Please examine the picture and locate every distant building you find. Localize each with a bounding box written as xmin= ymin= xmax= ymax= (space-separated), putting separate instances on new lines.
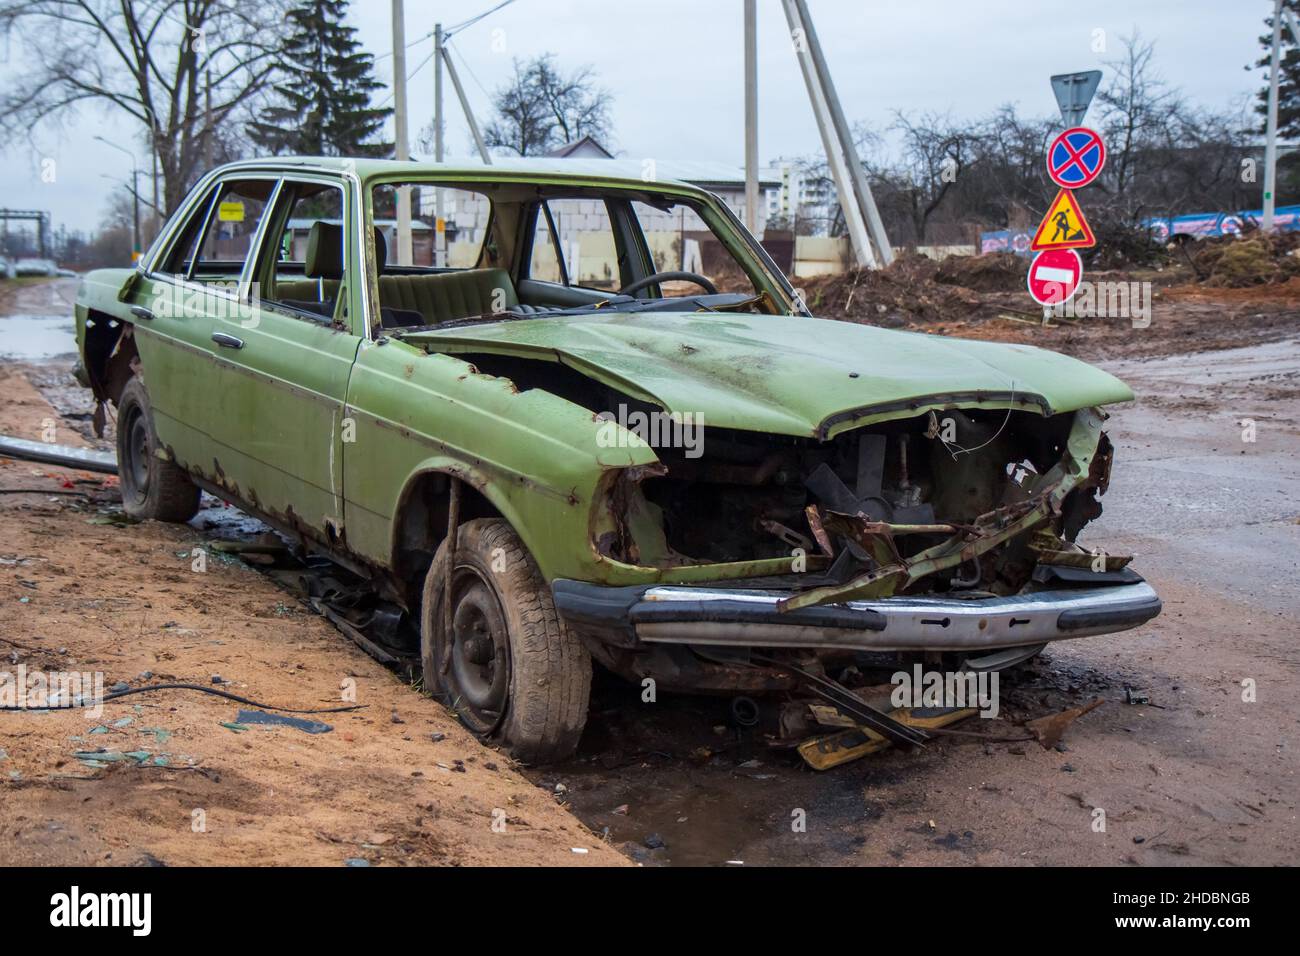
xmin=768 ymin=158 xmax=834 ymax=236
xmin=545 ymin=135 xmax=615 ymax=160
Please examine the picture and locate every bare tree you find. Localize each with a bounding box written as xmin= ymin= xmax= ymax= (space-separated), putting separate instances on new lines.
xmin=1095 ymin=31 xmax=1179 ymax=202
xmin=0 ymin=0 xmax=289 ymax=215
xmin=483 ymin=53 xmax=613 ymax=156
xmin=889 ymin=112 xmax=980 ymax=243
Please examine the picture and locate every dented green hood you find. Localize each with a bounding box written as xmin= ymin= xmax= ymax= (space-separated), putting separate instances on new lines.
xmin=404 ymin=311 xmax=1133 ymax=438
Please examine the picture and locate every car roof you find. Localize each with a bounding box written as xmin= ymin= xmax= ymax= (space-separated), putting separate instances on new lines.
xmin=213 ymin=156 xmax=712 ymax=196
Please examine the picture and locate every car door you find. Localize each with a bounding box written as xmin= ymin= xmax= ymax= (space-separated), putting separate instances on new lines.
xmin=200 ymin=174 xmax=362 ymax=542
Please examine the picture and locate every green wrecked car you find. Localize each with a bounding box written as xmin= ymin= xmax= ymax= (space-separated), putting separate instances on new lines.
xmin=73 ymin=157 xmax=1160 ymax=761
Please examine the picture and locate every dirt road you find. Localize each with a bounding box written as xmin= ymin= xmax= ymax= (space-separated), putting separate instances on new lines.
xmin=1 ymin=275 xmax=1296 ymax=867
xmin=0 ymin=280 xmax=624 ymax=867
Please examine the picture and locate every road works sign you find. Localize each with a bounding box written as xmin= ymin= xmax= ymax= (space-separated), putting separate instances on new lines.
xmin=1047 ymin=127 xmax=1106 ymax=189
xmin=1031 ymin=188 xmax=1096 ymax=250
xmin=1027 ymin=248 xmax=1083 ymax=305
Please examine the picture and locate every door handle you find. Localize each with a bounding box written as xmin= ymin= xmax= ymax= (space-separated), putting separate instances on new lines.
xmin=129 ymin=305 xmax=154 ymax=321
xmin=211 ymin=332 xmax=244 ymax=349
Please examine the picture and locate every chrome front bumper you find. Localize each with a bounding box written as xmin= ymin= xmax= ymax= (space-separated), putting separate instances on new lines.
xmin=552 ymin=579 xmax=1161 ymax=652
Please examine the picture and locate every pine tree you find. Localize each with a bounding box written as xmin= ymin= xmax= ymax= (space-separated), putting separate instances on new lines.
xmin=249 ymin=0 xmax=392 ymax=157
xmin=1253 ymin=0 xmax=1300 ymax=137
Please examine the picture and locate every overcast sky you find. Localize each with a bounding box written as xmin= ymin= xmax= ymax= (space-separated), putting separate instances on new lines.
xmin=0 ymin=0 xmax=1272 ymax=237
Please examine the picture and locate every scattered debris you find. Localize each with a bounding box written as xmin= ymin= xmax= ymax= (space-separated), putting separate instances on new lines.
xmin=797 ymin=707 xmax=979 ymax=771
xmin=1124 ymin=686 xmax=1151 ymax=706
xmin=234 ymin=708 xmax=332 ymax=735
xmin=1025 ymin=698 xmax=1104 ymax=750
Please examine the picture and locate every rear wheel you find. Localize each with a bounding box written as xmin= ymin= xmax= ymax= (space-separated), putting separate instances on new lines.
xmin=116 ymin=377 xmax=201 ymax=523
xmin=420 ymin=518 xmax=591 ymax=763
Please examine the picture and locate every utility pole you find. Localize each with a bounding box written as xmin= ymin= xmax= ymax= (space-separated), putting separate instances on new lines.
xmin=781 ymin=0 xmax=874 ymax=268
xmin=391 ymin=0 xmax=413 ymax=265
xmin=1265 ymin=0 xmax=1283 ymax=232
xmin=743 ymin=0 xmax=759 ymax=235
xmin=434 ymin=21 xmax=446 ymax=267
xmin=791 ymin=0 xmax=892 ymax=265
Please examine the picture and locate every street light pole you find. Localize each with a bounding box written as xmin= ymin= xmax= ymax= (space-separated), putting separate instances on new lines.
xmin=131 ymin=168 xmax=140 ymax=261
xmin=96 ymin=134 xmax=140 ymax=260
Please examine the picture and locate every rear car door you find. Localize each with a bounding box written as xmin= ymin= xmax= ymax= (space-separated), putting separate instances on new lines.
xmin=201 ymin=174 xmax=362 ymax=542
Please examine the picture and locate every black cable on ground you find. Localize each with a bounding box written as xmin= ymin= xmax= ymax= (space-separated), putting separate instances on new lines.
xmin=0 ymin=682 xmax=366 ymax=714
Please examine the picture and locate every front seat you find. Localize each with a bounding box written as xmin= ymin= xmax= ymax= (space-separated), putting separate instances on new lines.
xmin=274 ymin=221 xmax=343 ymax=315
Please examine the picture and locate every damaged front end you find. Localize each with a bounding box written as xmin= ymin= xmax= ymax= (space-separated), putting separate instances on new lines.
xmin=558 ymin=402 xmax=1160 ymax=686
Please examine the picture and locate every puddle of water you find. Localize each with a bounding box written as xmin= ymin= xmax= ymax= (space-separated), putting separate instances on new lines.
xmin=0 ymin=315 xmax=77 ymax=360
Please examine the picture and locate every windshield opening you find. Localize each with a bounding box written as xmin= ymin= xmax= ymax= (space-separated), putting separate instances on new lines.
xmin=367 ymin=179 xmax=784 ymax=334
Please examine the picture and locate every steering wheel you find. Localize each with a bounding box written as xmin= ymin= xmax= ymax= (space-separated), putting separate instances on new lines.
xmin=617 ymin=270 xmax=717 ymax=297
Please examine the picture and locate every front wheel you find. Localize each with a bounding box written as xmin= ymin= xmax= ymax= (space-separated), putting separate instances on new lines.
xmin=115 ymin=377 xmax=201 ymax=523
xmin=420 ymin=518 xmax=591 ymax=763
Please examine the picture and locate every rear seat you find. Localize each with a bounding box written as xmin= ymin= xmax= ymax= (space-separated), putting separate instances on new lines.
xmin=377 ymin=268 xmax=519 ymax=326
xmin=272 ymin=221 xmax=531 ymax=328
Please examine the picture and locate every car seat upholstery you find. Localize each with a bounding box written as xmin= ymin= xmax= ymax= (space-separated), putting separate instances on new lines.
xmin=377 ymin=268 xmax=519 ymax=326
xmin=278 ymin=222 xmax=547 ymax=329
xmin=274 ymin=220 xmax=344 ymax=312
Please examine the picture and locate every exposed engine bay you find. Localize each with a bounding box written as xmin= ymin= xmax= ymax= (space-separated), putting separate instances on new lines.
xmin=599 ymin=406 xmax=1120 ymax=604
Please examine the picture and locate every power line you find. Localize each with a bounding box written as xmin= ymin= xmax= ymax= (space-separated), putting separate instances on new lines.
xmin=444 ymin=0 xmax=519 ymax=40
xmin=378 ymin=46 xmax=435 ymax=108
xmin=375 ymin=28 xmax=433 ymax=61
xmin=448 ymin=38 xmax=492 ymax=100
xmin=377 ymin=1 xmax=518 ymax=133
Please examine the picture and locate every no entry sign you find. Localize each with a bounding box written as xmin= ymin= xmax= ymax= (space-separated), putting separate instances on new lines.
xmin=1027 ymin=249 xmax=1083 ymax=305
xmin=1047 ymin=127 xmax=1106 ymax=189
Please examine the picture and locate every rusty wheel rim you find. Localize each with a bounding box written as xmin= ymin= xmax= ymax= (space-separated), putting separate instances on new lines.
xmin=443 ymin=567 xmax=510 ymax=735
xmin=120 ymin=404 xmax=150 ymax=507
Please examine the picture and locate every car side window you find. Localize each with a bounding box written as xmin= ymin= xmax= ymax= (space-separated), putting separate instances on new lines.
xmin=160 ymin=185 xmax=219 ymax=276
xmin=256 ymin=181 xmax=348 ymax=324
xmin=187 ymin=179 xmax=276 ymax=285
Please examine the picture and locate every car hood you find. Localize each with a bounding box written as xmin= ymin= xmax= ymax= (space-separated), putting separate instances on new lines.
xmin=404 ymin=311 xmax=1134 ymax=438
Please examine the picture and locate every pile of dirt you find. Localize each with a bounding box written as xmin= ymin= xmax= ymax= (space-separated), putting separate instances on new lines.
xmin=799 ymin=252 xmax=995 ymax=325
xmin=1190 ymin=230 xmax=1300 ymax=287
xmin=933 ymin=252 xmax=1025 ymax=292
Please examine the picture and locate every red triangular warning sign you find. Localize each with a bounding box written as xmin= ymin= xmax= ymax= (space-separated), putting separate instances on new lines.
xmin=1031 ymin=188 xmax=1095 ymax=250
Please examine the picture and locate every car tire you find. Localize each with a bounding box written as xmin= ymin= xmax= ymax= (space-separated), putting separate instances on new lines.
xmin=116 ymin=377 xmax=201 ymax=523
xmin=420 ymin=517 xmax=591 ymax=764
